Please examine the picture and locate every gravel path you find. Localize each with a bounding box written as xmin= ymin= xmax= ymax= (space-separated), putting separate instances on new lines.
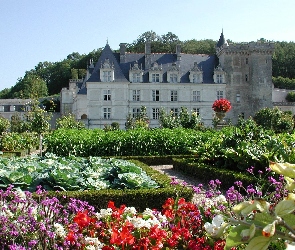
xmin=149 ymin=165 xmax=204 ymax=187
xmin=149 ymin=165 xmax=217 ymax=203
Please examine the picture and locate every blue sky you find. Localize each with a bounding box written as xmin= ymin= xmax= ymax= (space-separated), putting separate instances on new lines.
xmin=0 ymin=0 xmax=294 ymax=91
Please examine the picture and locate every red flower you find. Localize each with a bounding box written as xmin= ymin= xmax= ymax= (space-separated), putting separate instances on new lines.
xmin=212 ymin=99 xmax=231 ymax=112
xmin=65 ymin=231 xmax=76 ymax=243
xmin=73 ymin=210 xmax=91 ymax=229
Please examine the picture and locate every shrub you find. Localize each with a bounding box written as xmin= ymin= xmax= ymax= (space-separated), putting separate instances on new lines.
xmin=253 ymin=107 xmax=294 ymax=133
xmin=286 ymin=91 xmax=295 ymax=102
xmin=56 ymin=113 xmax=85 ymax=129
xmin=0 ymin=116 xmax=10 ymax=133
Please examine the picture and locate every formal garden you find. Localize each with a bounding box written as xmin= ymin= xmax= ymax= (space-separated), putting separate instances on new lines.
xmin=0 ymin=100 xmax=295 ymax=249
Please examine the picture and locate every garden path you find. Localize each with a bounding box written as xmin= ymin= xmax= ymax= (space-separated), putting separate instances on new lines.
xmin=149 ymin=165 xmax=208 ymax=203
xmin=149 ymin=165 xmax=205 ymax=188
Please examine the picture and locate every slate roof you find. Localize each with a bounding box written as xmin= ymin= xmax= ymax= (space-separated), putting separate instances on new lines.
xmin=78 ymin=42 xmax=218 ymax=95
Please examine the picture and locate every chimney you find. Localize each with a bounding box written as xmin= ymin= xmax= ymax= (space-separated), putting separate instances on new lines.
xmin=176 ymin=44 xmax=181 ymax=61
xmin=119 ymin=43 xmax=127 ymax=63
xmin=145 ymin=41 xmax=151 ymax=69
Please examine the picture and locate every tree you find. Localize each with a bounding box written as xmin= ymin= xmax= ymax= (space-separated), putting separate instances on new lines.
xmin=253 ymin=107 xmax=294 ymax=133
xmin=10 ymin=71 xmax=48 ymax=99
xmin=125 ymin=106 xmax=150 ymax=130
xmin=56 ymin=113 xmax=85 ymax=130
xmin=0 ymin=116 xmax=10 ymax=133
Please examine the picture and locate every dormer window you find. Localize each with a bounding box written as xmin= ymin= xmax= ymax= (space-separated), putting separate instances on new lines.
xmin=189 ymin=62 xmax=203 ymax=83
xmin=100 ymin=58 xmax=114 ymax=82
xmin=149 ymin=62 xmax=163 ymax=83
xmin=167 ymin=63 xmax=180 ymax=83
xmin=129 ymin=61 xmax=143 ymax=83
xmin=213 ymin=65 xmax=226 ymax=84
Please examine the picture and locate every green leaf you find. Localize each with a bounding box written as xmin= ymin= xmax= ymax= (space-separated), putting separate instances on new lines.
xmin=275 ymin=200 xmax=295 ymax=217
xmin=282 ymin=214 xmax=295 ymax=228
xmin=245 ymin=236 xmax=271 ymax=250
xmin=253 ymin=213 xmax=275 ymax=227
xmin=225 ymin=225 xmax=249 ymax=250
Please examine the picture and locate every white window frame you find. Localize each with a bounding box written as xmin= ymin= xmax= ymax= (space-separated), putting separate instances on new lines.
xmin=103 ymin=89 xmax=111 ymax=101
xmin=132 ymin=90 xmax=140 ymax=101
xmin=132 ymin=73 xmax=141 ymax=83
xmin=169 ymin=73 xmax=178 ymax=83
xmin=216 ymin=74 xmax=223 ymax=83
xmin=217 ymin=90 xmax=224 ymax=100
xmin=170 ymin=90 xmax=178 ymax=102
xmin=192 ymin=90 xmax=201 ymax=102
xmin=152 ymin=90 xmax=160 ymax=101
xmin=102 ymin=70 xmax=112 ymax=82
xmin=151 ymin=73 xmax=160 ymax=83
xmin=152 ymin=108 xmax=160 ymax=119
xmin=103 ymin=107 xmax=111 ymax=119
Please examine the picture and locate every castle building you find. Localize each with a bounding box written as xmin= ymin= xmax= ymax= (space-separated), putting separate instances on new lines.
xmin=61 ymin=32 xmax=275 ymax=128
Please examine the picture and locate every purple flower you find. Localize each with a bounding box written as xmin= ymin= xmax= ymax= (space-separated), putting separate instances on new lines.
xmin=234 ymin=181 xmax=243 ymax=187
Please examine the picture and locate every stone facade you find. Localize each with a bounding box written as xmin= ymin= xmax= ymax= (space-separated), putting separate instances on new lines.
xmin=61 ymin=32 xmax=275 ymax=128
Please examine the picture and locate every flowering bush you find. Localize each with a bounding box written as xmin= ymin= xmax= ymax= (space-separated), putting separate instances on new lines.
xmin=1 ymin=161 xmax=294 ymax=249
xmin=212 ymin=99 xmax=231 ymax=113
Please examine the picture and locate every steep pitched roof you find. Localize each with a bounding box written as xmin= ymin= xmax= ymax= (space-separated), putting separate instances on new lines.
xmin=217 ymin=30 xmax=225 ymax=48
xmin=87 ymin=43 xmax=129 ymax=83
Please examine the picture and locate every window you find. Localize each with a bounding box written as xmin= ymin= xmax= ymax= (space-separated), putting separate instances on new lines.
xmin=152 ymin=90 xmax=160 ymax=101
xmin=217 ymin=90 xmax=223 ymax=100
xmin=192 ymin=108 xmax=200 ymax=116
xmin=103 ymin=108 xmax=111 ymax=119
xmin=192 ymin=91 xmax=201 ymax=102
xmin=152 ymin=108 xmax=160 ymax=119
xmin=103 ymin=90 xmax=111 ymax=101
xmin=132 ymin=108 xmax=140 ymax=118
xmin=245 ymin=58 xmax=248 ymax=64
xmin=132 ymin=73 xmax=141 ymax=83
xmin=245 ymin=74 xmax=248 ymax=82
xmin=151 ymin=73 xmax=160 ymax=83
xmin=170 ymin=90 xmax=178 ymax=101
xmin=0 ymin=106 xmax=4 ymax=112
xmin=132 ymin=90 xmax=140 ymax=101
xmin=193 ymin=74 xmax=199 ymax=83
xmin=170 ymin=108 xmax=179 ymax=117
xmin=236 ymin=94 xmax=241 ymax=103
xmin=102 ymin=71 xmax=112 ymax=82
xmin=216 ymin=74 xmax=223 ymax=83
xmin=169 ymin=73 xmax=178 ymax=83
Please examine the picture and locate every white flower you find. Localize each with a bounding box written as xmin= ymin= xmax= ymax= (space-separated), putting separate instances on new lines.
xmin=54 ymin=223 xmax=66 ymax=237
xmin=85 ymin=237 xmax=104 ymax=249
xmin=204 ymin=215 xmax=227 ymax=238
xmin=96 ymin=208 xmax=112 ymax=220
xmin=124 ymin=206 xmax=137 ymax=215
xmin=15 ymin=188 xmax=26 ymax=199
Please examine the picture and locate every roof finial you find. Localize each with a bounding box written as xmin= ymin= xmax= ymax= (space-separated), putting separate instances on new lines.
xmin=106 ymin=37 xmax=109 ymax=45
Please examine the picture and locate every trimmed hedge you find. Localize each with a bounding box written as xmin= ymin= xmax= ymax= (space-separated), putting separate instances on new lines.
xmin=172 ymin=157 xmax=262 ymax=191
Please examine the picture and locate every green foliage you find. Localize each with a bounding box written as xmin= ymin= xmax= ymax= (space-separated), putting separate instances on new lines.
xmin=0 ymin=132 xmax=39 ymax=151
xmin=56 ymin=113 xmax=85 ymax=130
xmin=253 ymin=107 xmax=294 ymax=133
xmin=272 ymin=41 xmax=295 ymax=79
xmin=273 ymin=76 xmax=295 ymax=90
xmin=25 ymin=100 xmax=51 ymax=134
xmin=0 ymin=154 xmax=159 ymax=191
xmin=125 ymin=106 xmax=150 ymax=130
xmin=9 ymin=71 xmax=48 ymax=99
xmin=44 ymin=128 xmax=202 ymax=157
xmin=159 ymin=107 xmax=203 ymax=129
xmin=0 ymin=116 xmax=10 ymax=133
xmin=286 ymin=91 xmax=295 ymax=102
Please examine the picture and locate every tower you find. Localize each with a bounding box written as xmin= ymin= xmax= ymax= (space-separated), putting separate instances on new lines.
xmin=216 ymin=32 xmax=275 ymax=123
